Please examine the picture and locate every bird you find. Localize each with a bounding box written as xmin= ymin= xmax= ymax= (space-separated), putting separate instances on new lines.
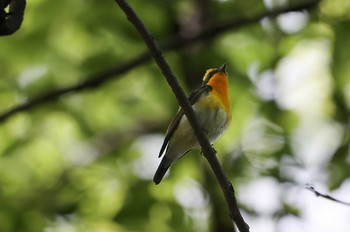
xmin=153 ymin=63 xmax=231 ymax=184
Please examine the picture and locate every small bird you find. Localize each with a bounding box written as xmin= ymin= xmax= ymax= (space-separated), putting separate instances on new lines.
xmin=153 ymin=64 xmax=231 ymax=184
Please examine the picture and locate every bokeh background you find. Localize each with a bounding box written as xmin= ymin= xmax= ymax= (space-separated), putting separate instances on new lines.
xmin=1 ymin=0 xmax=350 ymax=231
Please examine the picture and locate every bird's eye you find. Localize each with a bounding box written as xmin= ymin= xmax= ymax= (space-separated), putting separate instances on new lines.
xmin=203 ymin=68 xmax=219 ymax=83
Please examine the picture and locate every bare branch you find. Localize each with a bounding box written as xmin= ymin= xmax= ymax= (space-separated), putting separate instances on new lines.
xmin=0 ymin=0 xmax=321 ymax=123
xmin=306 ymin=185 xmax=350 ymax=206
xmin=162 ymin=0 xmax=321 ymax=50
xmin=113 ymin=0 xmax=250 ymax=231
xmin=0 ymin=54 xmax=148 ymax=123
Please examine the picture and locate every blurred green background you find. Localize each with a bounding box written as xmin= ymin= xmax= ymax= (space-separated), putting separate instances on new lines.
xmin=1 ymin=0 xmax=350 ymax=231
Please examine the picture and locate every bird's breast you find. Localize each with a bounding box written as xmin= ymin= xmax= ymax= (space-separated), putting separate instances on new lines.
xmin=193 ymin=93 xmax=231 ymax=142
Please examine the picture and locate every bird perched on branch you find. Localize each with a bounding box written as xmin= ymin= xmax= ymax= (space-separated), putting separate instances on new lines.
xmin=153 ymin=63 xmax=231 ymax=184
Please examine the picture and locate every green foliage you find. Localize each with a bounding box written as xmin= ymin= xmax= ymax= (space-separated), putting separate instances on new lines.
xmin=1 ymin=0 xmax=349 ymax=231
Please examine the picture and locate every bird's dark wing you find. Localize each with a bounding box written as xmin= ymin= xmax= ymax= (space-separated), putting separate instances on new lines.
xmin=158 ymin=85 xmax=211 ymax=157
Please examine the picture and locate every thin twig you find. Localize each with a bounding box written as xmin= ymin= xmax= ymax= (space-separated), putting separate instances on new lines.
xmin=306 ymin=185 xmax=350 ymax=206
xmin=113 ymin=0 xmax=250 ymax=231
xmin=0 ymin=0 xmax=321 ymax=123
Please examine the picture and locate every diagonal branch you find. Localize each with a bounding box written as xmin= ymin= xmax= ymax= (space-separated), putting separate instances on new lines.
xmin=163 ymin=0 xmax=321 ymax=50
xmin=0 ymin=54 xmax=149 ymax=123
xmin=113 ymin=0 xmax=250 ymax=231
xmin=306 ymin=185 xmax=350 ymax=206
xmin=0 ymin=0 xmax=321 ymax=123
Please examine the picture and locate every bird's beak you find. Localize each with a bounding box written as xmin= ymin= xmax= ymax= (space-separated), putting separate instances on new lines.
xmin=218 ymin=63 xmax=226 ymax=73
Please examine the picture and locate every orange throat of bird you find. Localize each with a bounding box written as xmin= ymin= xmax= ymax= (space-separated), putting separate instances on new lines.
xmin=207 ymin=72 xmax=231 ymax=114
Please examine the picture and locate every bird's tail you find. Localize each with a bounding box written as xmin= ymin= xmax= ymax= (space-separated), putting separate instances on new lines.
xmin=153 ymin=157 xmax=170 ymax=185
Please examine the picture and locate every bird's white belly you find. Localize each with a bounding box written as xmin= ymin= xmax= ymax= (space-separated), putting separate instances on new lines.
xmin=195 ymin=106 xmax=229 ymax=142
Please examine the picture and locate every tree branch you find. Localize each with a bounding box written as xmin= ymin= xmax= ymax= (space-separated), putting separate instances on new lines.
xmin=0 ymin=0 xmax=321 ymax=123
xmin=113 ymin=0 xmax=250 ymax=231
xmin=0 ymin=54 xmax=149 ymax=122
xmin=306 ymin=185 xmax=350 ymax=206
xmin=163 ymin=0 xmax=321 ymax=50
